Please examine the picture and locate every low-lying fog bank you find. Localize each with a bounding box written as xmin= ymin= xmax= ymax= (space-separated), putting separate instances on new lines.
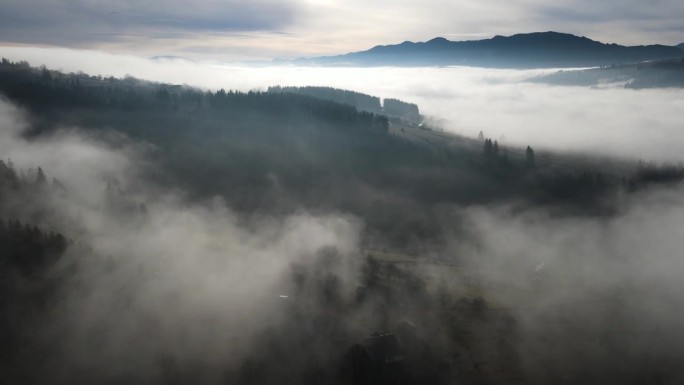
xmin=2 ymin=46 xmax=684 ymax=163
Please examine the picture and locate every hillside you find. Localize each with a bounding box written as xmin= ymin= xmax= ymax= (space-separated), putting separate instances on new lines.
xmin=268 ymin=85 xmax=422 ymax=125
xmin=290 ymin=32 xmax=684 ymax=69
xmin=1 ymin=59 xmax=681 ymax=249
xmin=530 ymin=59 xmax=684 ymax=88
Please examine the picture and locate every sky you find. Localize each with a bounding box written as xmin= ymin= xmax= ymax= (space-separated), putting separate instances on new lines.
xmin=1 ymin=0 xmax=683 ymax=61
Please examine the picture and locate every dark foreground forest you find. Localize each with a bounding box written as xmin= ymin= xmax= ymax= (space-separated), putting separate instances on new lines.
xmin=1 ymin=59 xmax=684 ymax=385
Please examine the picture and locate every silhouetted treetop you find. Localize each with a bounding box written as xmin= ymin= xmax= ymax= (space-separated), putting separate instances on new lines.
xmin=526 ymin=146 xmax=535 ymax=168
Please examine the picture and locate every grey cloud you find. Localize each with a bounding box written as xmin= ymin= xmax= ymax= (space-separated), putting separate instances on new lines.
xmin=538 ymin=3 xmax=671 ymax=23
xmin=0 ymin=0 xmax=303 ymax=46
xmin=534 ymin=1 xmax=684 ymax=39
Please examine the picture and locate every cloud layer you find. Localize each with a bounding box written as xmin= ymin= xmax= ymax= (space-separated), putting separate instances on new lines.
xmin=0 ymin=0 xmax=301 ymax=58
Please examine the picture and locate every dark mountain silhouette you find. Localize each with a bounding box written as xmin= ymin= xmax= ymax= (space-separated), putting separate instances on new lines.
xmin=677 ymin=43 xmax=684 ymax=50
xmin=292 ymin=32 xmax=684 ymax=69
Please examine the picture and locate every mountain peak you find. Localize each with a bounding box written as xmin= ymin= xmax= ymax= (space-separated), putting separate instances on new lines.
xmin=427 ymin=37 xmax=449 ymax=44
xmin=499 ymin=31 xmax=597 ymax=44
xmin=429 ymin=32 xmax=590 ymax=44
xmin=294 ymin=32 xmax=684 ymax=69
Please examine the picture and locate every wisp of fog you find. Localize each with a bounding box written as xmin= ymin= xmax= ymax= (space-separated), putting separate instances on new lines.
xmin=0 ymin=97 xmax=365 ymax=383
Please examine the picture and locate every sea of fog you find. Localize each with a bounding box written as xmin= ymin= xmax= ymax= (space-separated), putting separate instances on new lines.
xmin=3 ymin=46 xmax=684 ymax=383
xmin=2 ymin=46 xmax=684 ymax=163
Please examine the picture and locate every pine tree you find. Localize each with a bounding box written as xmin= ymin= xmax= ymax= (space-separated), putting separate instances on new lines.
xmin=526 ymin=146 xmax=535 ymax=168
xmin=36 ymin=167 xmax=47 ymax=185
xmin=483 ymin=138 xmax=493 ymax=157
xmin=52 ymin=177 xmax=66 ymax=192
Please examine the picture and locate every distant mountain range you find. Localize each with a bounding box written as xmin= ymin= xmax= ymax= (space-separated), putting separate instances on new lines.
xmin=677 ymin=43 xmax=684 ymax=50
xmin=287 ymin=32 xmax=684 ymax=69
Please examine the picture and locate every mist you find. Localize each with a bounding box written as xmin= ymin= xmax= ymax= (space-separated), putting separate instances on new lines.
xmin=450 ymin=190 xmax=684 ymax=384
xmin=2 ymin=47 xmax=684 ymax=384
xmin=2 ymin=46 xmax=684 ymax=162
xmin=0 ymin=96 xmax=368 ymax=383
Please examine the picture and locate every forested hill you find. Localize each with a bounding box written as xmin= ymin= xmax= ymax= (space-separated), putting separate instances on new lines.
xmin=268 ymin=86 xmax=383 ymax=114
xmin=1 ymin=59 xmax=683 ymax=249
xmin=268 ymin=86 xmax=422 ymax=124
xmin=0 ymin=59 xmax=388 ymax=134
xmin=290 ymin=32 xmax=684 ymax=68
xmin=530 ymin=59 xmax=684 ymax=88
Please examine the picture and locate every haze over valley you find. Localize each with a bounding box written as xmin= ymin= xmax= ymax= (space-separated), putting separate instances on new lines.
xmin=1 ymin=2 xmax=684 ymax=384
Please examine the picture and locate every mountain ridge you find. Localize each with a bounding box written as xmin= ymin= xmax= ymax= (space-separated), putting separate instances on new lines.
xmin=290 ymin=32 xmax=684 ymax=69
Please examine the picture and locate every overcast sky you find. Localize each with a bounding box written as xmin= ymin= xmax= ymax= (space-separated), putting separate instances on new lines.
xmin=0 ymin=0 xmax=683 ymax=61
